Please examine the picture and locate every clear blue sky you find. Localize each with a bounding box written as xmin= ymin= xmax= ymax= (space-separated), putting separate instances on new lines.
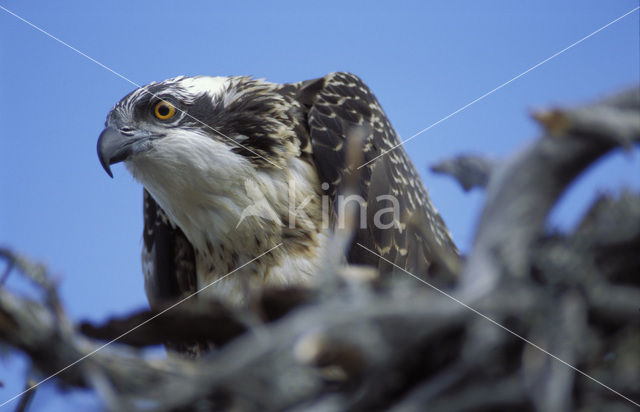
xmin=1 ymin=1 xmax=638 ymax=410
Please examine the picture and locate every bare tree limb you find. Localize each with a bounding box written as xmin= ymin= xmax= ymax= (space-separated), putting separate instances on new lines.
xmin=458 ymin=87 xmax=640 ymax=300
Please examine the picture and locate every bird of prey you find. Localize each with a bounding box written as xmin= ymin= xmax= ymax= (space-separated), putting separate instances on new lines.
xmin=98 ymin=72 xmax=458 ymax=310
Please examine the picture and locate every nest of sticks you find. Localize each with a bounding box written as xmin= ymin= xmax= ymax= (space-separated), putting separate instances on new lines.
xmin=1 ymin=87 xmax=639 ymax=411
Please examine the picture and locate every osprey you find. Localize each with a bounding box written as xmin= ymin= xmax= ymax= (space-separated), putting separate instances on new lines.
xmin=98 ymin=72 xmax=457 ymax=309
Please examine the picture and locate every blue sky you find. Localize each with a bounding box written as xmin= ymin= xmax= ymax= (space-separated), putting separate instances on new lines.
xmin=0 ymin=1 xmax=638 ymax=410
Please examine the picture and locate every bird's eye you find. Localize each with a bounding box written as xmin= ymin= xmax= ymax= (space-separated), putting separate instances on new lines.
xmin=154 ymin=101 xmax=176 ymax=120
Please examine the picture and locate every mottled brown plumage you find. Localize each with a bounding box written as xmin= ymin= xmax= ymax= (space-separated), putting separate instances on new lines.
xmin=99 ymin=72 xmax=458 ymax=354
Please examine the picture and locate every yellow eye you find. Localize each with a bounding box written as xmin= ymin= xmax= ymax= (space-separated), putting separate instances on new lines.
xmin=154 ymin=101 xmax=176 ymax=120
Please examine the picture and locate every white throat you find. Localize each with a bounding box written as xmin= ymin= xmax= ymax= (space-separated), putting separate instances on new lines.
xmin=126 ymin=129 xmax=328 ymax=304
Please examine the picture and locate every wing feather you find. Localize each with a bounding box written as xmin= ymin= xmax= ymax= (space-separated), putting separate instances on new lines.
xmin=143 ymin=190 xmax=210 ymax=356
xmin=297 ymin=72 xmax=458 ymax=277
xmin=142 ymin=189 xmax=197 ymax=306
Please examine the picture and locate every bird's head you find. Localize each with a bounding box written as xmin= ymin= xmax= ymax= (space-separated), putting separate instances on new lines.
xmin=97 ymin=75 xmax=301 ymax=179
xmin=97 ymin=75 xmax=314 ymax=248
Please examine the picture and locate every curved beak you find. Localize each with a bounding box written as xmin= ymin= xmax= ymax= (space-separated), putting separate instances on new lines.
xmin=97 ymin=127 xmax=134 ymax=178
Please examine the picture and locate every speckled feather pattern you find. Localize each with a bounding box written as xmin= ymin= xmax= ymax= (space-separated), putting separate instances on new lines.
xmin=106 ymin=71 xmax=457 ymax=320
